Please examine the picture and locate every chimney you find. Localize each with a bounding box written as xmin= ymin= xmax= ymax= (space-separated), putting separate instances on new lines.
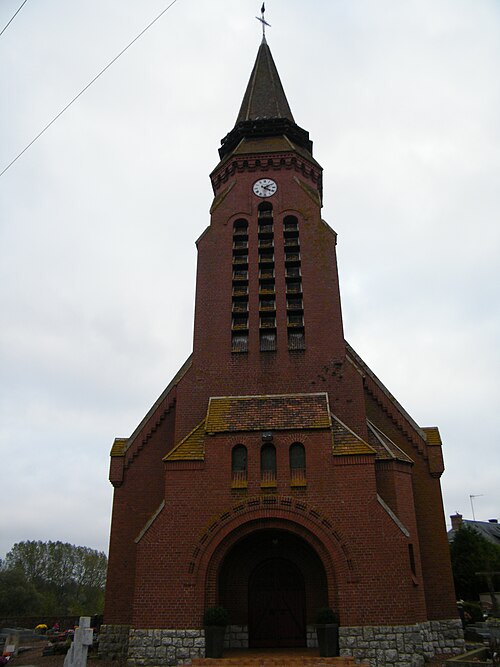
xmin=488 ymin=519 xmax=498 ymax=524
xmin=451 ymin=513 xmax=463 ymax=530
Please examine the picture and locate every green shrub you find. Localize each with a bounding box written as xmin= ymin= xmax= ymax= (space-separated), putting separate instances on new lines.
xmin=315 ymin=608 xmax=339 ymax=624
xmin=203 ymin=606 xmax=228 ymax=627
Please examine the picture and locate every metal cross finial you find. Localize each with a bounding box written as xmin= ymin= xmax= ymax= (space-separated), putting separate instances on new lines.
xmin=256 ymin=2 xmax=271 ymax=38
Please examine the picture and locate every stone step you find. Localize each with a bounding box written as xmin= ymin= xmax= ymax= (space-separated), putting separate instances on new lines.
xmin=191 ymin=657 xmax=366 ymax=666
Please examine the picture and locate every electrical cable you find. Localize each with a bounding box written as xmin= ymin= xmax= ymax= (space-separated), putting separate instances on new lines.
xmin=0 ymin=0 xmax=29 ymax=37
xmin=0 ymin=0 xmax=180 ymax=178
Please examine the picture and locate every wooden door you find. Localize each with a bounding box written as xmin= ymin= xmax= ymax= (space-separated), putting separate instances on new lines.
xmin=248 ymin=558 xmax=306 ymax=648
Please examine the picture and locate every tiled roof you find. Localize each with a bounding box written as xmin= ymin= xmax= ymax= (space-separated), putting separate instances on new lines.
xmin=367 ymin=421 xmax=414 ymax=464
xmin=163 ymin=420 xmax=205 ymax=461
xmin=331 ymin=416 xmax=376 ymax=456
xmin=205 ymin=393 xmax=331 ymax=433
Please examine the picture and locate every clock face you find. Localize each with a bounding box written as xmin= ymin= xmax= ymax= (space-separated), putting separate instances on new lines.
xmin=253 ymin=178 xmax=277 ymax=198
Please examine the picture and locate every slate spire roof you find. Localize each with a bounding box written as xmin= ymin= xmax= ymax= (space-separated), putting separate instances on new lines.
xmin=236 ymin=36 xmax=295 ymax=124
xmin=219 ymin=37 xmax=313 ymax=159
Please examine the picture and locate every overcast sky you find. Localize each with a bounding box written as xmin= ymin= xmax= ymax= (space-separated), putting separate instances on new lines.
xmin=1 ymin=0 xmax=499 ymax=560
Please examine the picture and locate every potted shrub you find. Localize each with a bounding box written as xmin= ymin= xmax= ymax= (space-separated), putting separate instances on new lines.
xmin=315 ymin=607 xmax=339 ymax=657
xmin=203 ymin=606 xmax=228 ymax=659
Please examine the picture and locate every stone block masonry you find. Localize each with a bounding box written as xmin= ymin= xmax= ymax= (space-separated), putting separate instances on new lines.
xmin=339 ymin=619 xmax=464 ymax=667
xmin=100 ymin=620 xmax=464 ymax=667
xmin=127 ymin=628 xmax=204 ymax=667
xmin=98 ymin=624 xmax=130 ymax=660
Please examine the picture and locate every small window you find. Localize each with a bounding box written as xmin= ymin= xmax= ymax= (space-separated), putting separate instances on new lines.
xmin=290 ymin=443 xmax=305 ymax=469
xmin=261 ymin=443 xmax=276 ymax=486
xmin=408 ymin=544 xmax=417 ymax=577
xmin=232 ymin=445 xmax=248 ymax=488
xmin=290 ymin=443 xmax=306 ymax=487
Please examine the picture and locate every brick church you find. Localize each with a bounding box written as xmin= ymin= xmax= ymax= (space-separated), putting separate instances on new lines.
xmin=101 ymin=32 xmax=464 ymax=667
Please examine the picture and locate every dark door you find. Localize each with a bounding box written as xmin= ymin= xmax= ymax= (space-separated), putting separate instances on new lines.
xmin=248 ymin=558 xmax=306 ymax=648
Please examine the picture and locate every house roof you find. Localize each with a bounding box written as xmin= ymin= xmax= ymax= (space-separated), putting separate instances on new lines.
xmin=448 ymin=519 xmax=500 ymax=547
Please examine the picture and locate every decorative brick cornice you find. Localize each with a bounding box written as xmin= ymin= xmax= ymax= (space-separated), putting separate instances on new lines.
xmin=211 ymin=151 xmax=322 ymax=194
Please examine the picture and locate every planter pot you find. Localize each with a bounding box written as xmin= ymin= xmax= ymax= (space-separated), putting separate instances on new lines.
xmin=204 ymin=626 xmax=226 ymax=659
xmin=315 ymin=623 xmax=339 ymax=657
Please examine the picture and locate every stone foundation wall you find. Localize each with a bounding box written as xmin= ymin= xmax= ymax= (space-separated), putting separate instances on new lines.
xmin=339 ymin=619 xmax=464 ymax=667
xmin=306 ymin=625 xmax=319 ymax=648
xmin=425 ymin=619 xmax=465 ymax=656
xmin=98 ymin=624 xmax=130 ymax=660
xmin=127 ymin=628 xmax=204 ymax=667
xmin=224 ymin=624 xmax=248 ymax=648
xmin=100 ymin=618 xmax=464 ymax=667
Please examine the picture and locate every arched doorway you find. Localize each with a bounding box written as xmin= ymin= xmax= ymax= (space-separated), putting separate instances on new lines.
xmin=248 ymin=557 xmax=305 ymax=647
xmin=218 ymin=528 xmax=329 ymax=648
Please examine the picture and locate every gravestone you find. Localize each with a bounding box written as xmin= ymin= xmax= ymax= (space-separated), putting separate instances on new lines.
xmin=63 ymin=618 xmax=93 ymax=667
xmin=2 ymin=632 xmax=19 ymax=658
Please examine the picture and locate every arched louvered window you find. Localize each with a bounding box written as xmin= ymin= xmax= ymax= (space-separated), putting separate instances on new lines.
xmin=232 ymin=219 xmax=249 ymax=353
xmin=284 ymin=216 xmax=305 ymax=351
xmin=260 ymin=443 xmax=276 ymax=487
xmin=289 ymin=442 xmax=306 ymax=487
xmin=231 ymin=445 xmax=248 ymax=488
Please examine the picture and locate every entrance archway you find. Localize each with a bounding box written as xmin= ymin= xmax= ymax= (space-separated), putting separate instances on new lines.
xmin=249 ymin=557 xmax=305 ymax=647
xmin=218 ymin=528 xmax=328 ymax=648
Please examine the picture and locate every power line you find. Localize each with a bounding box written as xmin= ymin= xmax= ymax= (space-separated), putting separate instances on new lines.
xmin=0 ymin=0 xmax=29 ymax=37
xmin=0 ymin=0 xmax=180 ymax=178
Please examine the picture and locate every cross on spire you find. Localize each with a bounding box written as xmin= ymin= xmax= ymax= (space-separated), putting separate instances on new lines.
xmin=256 ymin=2 xmax=271 ymax=38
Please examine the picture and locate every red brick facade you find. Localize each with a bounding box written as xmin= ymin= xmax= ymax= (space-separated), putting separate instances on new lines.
xmin=104 ymin=38 xmax=458 ymax=649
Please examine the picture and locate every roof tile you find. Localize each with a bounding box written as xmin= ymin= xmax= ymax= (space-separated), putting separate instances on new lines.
xmin=206 ymin=393 xmax=331 ymax=433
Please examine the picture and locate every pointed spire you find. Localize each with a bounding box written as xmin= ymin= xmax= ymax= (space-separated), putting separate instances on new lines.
xmin=236 ymin=37 xmax=295 ymax=124
xmin=219 ymin=39 xmax=313 ymax=159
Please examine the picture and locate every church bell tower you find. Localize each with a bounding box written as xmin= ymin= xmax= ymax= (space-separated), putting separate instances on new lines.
xmin=102 ymin=29 xmax=463 ymax=667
